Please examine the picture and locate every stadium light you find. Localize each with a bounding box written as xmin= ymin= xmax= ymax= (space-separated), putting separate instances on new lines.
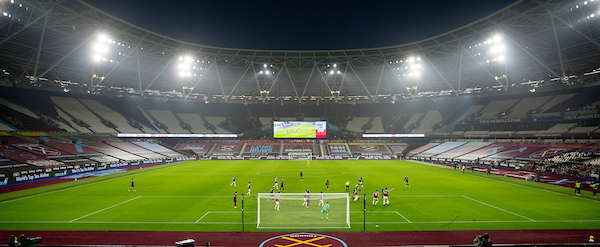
xmin=176 ymin=54 xmax=200 ymax=78
xmin=395 ymin=55 xmax=423 ymax=79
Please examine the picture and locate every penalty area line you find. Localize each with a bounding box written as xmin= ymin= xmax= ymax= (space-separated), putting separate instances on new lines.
xmin=395 ymin=211 xmax=412 ymax=223
xmin=462 ymin=195 xmax=535 ymax=222
xmin=69 ymin=196 xmax=141 ymax=222
xmin=195 ymin=212 xmax=209 ymax=224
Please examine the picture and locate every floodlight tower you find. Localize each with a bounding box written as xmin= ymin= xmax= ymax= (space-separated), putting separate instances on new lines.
xmin=392 ymin=56 xmax=423 ymax=97
xmin=469 ymin=33 xmax=509 ymax=88
xmin=89 ymin=33 xmax=130 ymax=91
xmin=257 ymin=63 xmax=278 ymax=103
xmin=176 ymin=55 xmax=206 ymax=98
xmin=322 ymin=63 xmax=344 ymax=102
xmin=89 ymin=34 xmax=111 ymax=91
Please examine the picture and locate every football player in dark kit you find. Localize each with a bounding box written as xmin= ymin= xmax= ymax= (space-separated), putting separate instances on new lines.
xmin=233 ymin=192 xmax=238 ymax=209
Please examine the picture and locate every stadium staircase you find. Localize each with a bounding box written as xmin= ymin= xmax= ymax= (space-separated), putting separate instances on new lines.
xmin=76 ymin=98 xmax=119 ymax=133
xmin=345 ymin=143 xmax=352 ymax=157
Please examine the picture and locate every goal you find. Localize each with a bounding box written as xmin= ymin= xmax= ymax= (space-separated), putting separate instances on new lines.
xmin=288 ymin=153 xmax=313 ymax=161
xmin=257 ymin=192 xmax=350 ymax=229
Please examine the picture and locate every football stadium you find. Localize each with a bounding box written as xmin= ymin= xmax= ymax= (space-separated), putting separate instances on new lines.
xmin=1 ymin=0 xmax=600 ymax=246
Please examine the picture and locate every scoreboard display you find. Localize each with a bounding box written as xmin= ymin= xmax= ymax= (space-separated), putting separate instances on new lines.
xmin=273 ymin=121 xmax=326 ymax=138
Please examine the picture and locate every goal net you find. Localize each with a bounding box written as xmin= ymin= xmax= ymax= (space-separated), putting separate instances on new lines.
xmin=257 ymin=192 xmax=350 ymax=229
xmin=288 ymin=154 xmax=313 ymax=161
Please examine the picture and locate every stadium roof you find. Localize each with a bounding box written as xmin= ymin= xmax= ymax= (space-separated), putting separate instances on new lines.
xmin=0 ymin=0 xmax=599 ymax=103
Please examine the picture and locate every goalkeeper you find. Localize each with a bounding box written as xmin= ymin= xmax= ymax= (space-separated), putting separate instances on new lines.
xmin=321 ymin=201 xmax=330 ymax=220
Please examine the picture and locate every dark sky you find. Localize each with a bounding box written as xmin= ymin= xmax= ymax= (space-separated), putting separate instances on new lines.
xmin=85 ymin=0 xmax=516 ymax=50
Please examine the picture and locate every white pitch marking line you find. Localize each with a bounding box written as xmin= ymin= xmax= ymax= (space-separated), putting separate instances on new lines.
xmin=195 ymin=212 xmax=209 ymax=224
xmin=141 ymin=195 xmax=232 ymax=198
xmin=69 ymin=196 xmax=141 ymax=222
xmin=0 ymin=161 xmax=191 ymax=204
xmin=395 ymin=211 xmax=412 ymax=223
xmin=3 ymin=219 xmax=600 ymax=225
xmin=409 ymin=160 xmax=600 ymax=203
xmin=462 ymin=195 xmax=535 ymax=222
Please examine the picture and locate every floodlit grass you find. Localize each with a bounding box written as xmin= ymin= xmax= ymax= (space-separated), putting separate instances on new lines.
xmin=1 ymin=159 xmax=599 ymax=232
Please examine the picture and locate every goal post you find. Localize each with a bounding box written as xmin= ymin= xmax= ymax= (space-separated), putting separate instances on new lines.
xmin=288 ymin=153 xmax=313 ymax=161
xmin=257 ymin=192 xmax=350 ymax=229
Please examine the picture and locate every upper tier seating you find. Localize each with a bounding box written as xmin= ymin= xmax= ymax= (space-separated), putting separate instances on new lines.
xmin=505 ymin=96 xmax=552 ymax=118
xmin=147 ymin=110 xmax=189 ymax=133
xmin=453 ymin=105 xmax=485 ymax=123
xmin=51 ymin=96 xmax=115 ymax=133
xmin=132 ymin=141 xmax=182 ymax=157
xmin=568 ymin=126 xmax=599 ymax=133
xmin=403 ymin=113 xmax=423 ymax=129
xmin=346 ymin=117 xmax=369 ymax=132
xmin=539 ymin=94 xmax=576 ymax=113
xmin=477 ymin=99 xmax=519 ymax=119
xmin=79 ymin=99 xmax=141 ymax=133
xmin=204 ymin=117 xmax=230 ymax=134
xmin=365 ymin=117 xmax=384 ymax=133
xmin=176 ymin=113 xmax=212 ymax=133
xmin=539 ymin=123 xmax=577 ymax=134
xmin=412 ymin=111 xmax=442 ymax=134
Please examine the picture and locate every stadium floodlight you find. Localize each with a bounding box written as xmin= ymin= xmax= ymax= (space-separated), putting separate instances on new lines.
xmin=257 ymin=192 xmax=350 ymax=229
xmin=176 ymin=54 xmax=199 ymax=77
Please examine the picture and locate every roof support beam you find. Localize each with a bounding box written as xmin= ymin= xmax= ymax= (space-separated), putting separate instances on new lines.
xmin=0 ymin=8 xmax=51 ymax=47
xmin=226 ymin=60 xmax=254 ymax=98
xmin=505 ymin=35 xmax=560 ymax=78
xmin=136 ymin=43 xmax=143 ymax=92
xmin=32 ymin=6 xmax=53 ymax=82
xmin=283 ymin=57 xmax=300 ymax=101
xmin=143 ymin=44 xmax=183 ymax=92
xmin=37 ymin=32 xmax=94 ymax=79
xmin=546 ymin=7 xmax=567 ymax=82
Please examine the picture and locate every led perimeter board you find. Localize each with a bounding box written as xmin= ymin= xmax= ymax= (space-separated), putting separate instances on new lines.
xmin=273 ymin=121 xmax=326 ymax=138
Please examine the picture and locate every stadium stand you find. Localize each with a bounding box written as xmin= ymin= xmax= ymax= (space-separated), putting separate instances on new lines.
xmin=538 ymin=94 xmax=577 ymax=114
xmin=346 ymin=117 xmax=370 ymax=132
xmin=452 ymin=104 xmax=485 ymax=123
xmin=177 ymin=142 xmax=214 ymax=156
xmin=504 ymin=96 xmax=553 ymax=118
xmin=282 ymin=143 xmax=314 ymax=154
xmin=403 ymin=113 xmax=423 ymax=131
xmin=98 ymin=136 xmax=167 ymax=159
xmin=476 ymin=99 xmax=520 ymax=119
xmin=204 ymin=116 xmax=230 ymax=134
xmin=242 ymin=143 xmax=281 ymax=156
xmin=146 ymin=110 xmax=189 ymax=134
xmin=364 ymin=117 xmax=385 ymax=133
xmin=210 ymin=142 xmax=243 ymax=156
xmin=50 ymin=96 xmax=115 ymax=133
xmin=327 ymin=143 xmax=350 ymax=156
xmin=131 ymin=141 xmax=182 ymax=157
xmin=486 ymin=144 xmax=550 ymax=161
xmin=416 ymin=141 xmax=466 ymax=158
xmin=568 ymin=126 xmax=599 ymax=133
xmin=434 ymin=142 xmax=494 ymax=160
xmin=408 ymin=142 xmax=439 ymax=155
xmin=538 ymin=123 xmax=578 ymax=133
xmin=348 ymin=143 xmax=391 ymax=156
xmin=0 ymin=97 xmax=39 ymax=120
xmin=176 ymin=113 xmax=212 ymax=133
xmin=387 ymin=143 xmax=408 ymax=155
xmin=0 ymin=144 xmax=64 ymax=167
xmin=411 ymin=111 xmax=442 ymax=134
xmin=79 ymin=99 xmax=141 ymax=133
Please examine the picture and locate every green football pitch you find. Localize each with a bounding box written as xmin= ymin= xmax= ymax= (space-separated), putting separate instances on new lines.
xmin=1 ymin=160 xmax=599 ymax=232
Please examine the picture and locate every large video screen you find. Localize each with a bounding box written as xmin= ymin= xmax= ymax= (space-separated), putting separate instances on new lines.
xmin=273 ymin=121 xmax=326 ymax=138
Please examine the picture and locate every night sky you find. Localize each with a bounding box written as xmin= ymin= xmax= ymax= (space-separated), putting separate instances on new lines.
xmin=84 ymin=0 xmax=516 ymax=50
